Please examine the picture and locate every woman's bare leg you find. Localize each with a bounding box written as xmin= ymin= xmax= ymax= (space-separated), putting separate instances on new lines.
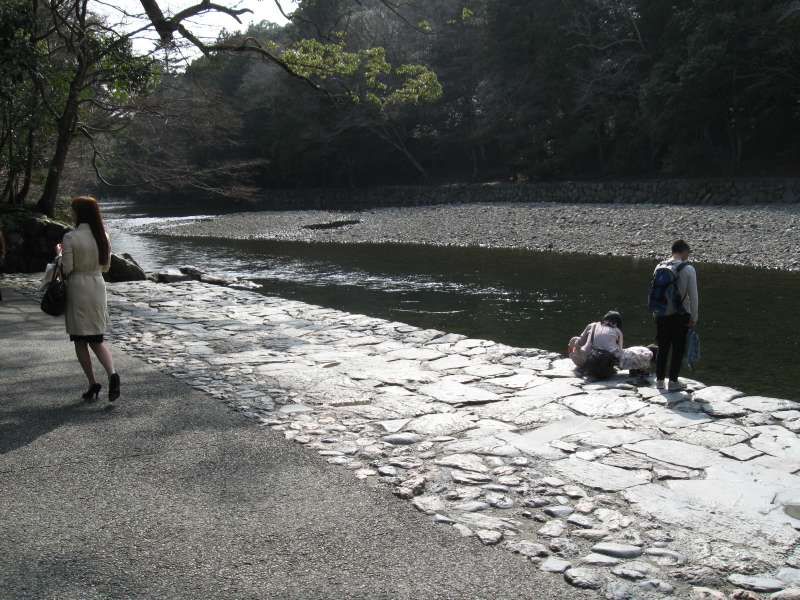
xmin=89 ymin=341 xmax=116 ymax=376
xmin=74 ymin=341 xmax=95 ymax=384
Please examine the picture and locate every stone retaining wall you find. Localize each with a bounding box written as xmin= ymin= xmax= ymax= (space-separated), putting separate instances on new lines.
xmin=243 ymin=178 xmax=800 ymax=211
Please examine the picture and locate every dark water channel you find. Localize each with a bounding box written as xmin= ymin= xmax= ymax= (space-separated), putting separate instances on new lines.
xmin=105 ymin=202 xmax=800 ymax=400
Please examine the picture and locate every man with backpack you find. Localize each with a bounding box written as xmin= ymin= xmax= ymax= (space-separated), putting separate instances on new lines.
xmin=648 ymin=240 xmax=699 ymax=391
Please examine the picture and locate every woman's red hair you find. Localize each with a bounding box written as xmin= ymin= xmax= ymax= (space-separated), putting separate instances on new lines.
xmin=71 ymin=196 xmax=110 ymax=265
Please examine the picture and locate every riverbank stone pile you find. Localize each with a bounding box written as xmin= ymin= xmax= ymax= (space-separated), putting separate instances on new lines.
xmin=7 ymin=275 xmax=800 ymax=599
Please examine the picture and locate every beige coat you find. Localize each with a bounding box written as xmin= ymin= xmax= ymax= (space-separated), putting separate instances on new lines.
xmin=62 ymin=223 xmax=111 ymax=336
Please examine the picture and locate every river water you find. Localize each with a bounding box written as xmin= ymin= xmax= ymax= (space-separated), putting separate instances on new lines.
xmin=104 ymin=200 xmax=800 ymax=400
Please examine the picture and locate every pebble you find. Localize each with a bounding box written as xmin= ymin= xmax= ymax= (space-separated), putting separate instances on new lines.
xmin=564 ymin=567 xmax=603 ymax=590
xmin=691 ymin=588 xmax=727 ymax=600
xmin=771 ymin=590 xmax=800 ymax=599
xmin=645 ymin=548 xmax=687 ymax=566
xmin=485 ymin=493 xmax=514 ymax=509
xmin=540 ymin=477 xmax=566 ymax=487
xmin=538 ymin=520 xmax=566 ymax=538
xmin=433 ymin=513 xmax=454 ymax=524
xmin=523 ymin=496 xmax=549 ymax=508
xmin=731 ymin=591 xmax=761 ymax=600
xmin=566 ymin=514 xmax=594 ymax=529
xmin=540 ymin=557 xmax=572 ymax=573
xmin=611 ymin=561 xmax=659 ymax=581
xmin=452 ymin=501 xmax=489 ymax=513
xmin=573 ymin=529 xmax=610 ymax=541
xmin=592 ymin=542 xmax=644 ymax=559
xmin=382 ymin=433 xmax=421 ymax=445
xmin=411 ymin=495 xmax=446 ymax=515
xmin=505 ymin=540 xmax=549 ymax=558
xmin=544 ymin=505 xmax=575 ymax=518
xmin=728 ymin=574 xmax=786 ymax=592
xmin=581 ymin=553 xmax=622 ymax=567
xmin=476 ymin=529 xmax=503 ymax=545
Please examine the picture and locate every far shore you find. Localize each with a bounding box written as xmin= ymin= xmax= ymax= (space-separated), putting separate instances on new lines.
xmin=128 ymin=201 xmax=800 ymax=272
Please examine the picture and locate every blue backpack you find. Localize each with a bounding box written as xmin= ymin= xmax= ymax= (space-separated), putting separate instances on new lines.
xmin=648 ymin=261 xmax=688 ymax=317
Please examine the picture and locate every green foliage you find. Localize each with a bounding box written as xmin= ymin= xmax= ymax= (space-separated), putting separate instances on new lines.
xmin=280 ymin=37 xmax=441 ymax=110
xmin=108 ymin=0 xmax=800 ymax=195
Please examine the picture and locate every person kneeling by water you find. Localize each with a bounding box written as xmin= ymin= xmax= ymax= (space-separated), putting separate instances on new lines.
xmin=568 ymin=311 xmax=624 ymax=379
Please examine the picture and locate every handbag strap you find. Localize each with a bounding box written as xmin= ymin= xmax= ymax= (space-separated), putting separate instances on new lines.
xmin=53 ymin=256 xmax=64 ymax=282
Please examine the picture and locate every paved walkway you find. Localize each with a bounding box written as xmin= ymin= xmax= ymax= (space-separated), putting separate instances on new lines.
xmin=0 ymin=288 xmax=585 ymax=600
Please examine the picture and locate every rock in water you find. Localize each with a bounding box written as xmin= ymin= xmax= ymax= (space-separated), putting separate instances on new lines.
xmin=156 ymin=268 xmax=191 ymax=283
xmin=105 ymin=253 xmax=146 ymax=282
xmin=178 ymin=265 xmax=204 ymax=280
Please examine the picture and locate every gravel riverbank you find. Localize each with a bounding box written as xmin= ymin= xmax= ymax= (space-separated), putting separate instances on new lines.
xmin=133 ymin=202 xmax=800 ymax=271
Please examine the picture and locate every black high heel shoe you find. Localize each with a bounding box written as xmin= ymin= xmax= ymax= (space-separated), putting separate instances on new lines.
xmin=108 ymin=373 xmax=121 ymax=402
xmin=82 ymin=383 xmax=101 ymax=402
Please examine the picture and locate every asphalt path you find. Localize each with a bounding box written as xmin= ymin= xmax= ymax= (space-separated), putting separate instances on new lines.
xmin=0 ymin=288 xmax=589 ymax=599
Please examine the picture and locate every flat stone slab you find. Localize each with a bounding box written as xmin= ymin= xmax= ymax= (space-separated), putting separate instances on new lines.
xmin=552 ymin=457 xmax=651 ymax=492
xmin=562 ymin=394 xmax=646 ymax=418
xmin=671 ymin=423 xmax=752 ymax=450
xmin=455 ymin=513 xmax=520 ymax=533
xmin=463 ymin=364 xmax=514 ymax=378
xmin=751 ymin=430 xmax=800 ymax=461
xmin=624 ymin=476 xmax=800 ymax=550
xmin=435 ymin=453 xmax=489 ymax=473
xmin=418 ymin=381 xmax=502 ymax=405
xmin=720 ymin=443 xmax=763 ymax=461
xmin=427 ymin=355 xmax=473 ymax=371
xmin=567 ymin=428 xmax=654 ymax=448
xmin=632 ymin=405 xmax=712 ymax=429
xmin=733 ymin=396 xmax=800 ymax=413
xmin=623 ymin=439 xmax=719 ymax=469
xmin=497 ymin=417 xmax=606 ymax=459
xmin=385 ymin=347 xmax=445 ymax=362
xmin=692 ymin=386 xmax=744 ymax=404
xmin=701 ymin=400 xmax=749 ymax=418
xmin=405 ymin=413 xmax=476 ymax=436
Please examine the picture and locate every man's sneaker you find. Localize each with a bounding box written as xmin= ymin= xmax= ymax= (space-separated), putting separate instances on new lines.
xmin=668 ymin=380 xmax=687 ymax=392
xmin=656 ymin=379 xmax=666 ymax=390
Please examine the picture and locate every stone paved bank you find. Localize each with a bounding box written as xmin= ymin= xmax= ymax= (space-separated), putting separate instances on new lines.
xmin=9 ymin=277 xmax=800 ymax=599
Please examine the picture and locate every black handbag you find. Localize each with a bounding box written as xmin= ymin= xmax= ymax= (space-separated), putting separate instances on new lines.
xmin=41 ymin=259 xmax=67 ymax=316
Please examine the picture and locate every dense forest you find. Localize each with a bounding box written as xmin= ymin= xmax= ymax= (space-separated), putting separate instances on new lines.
xmin=3 ymin=0 xmax=800 ymax=211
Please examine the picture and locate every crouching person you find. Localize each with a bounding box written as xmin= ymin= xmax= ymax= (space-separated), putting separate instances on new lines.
xmin=568 ymin=311 xmax=623 ymax=379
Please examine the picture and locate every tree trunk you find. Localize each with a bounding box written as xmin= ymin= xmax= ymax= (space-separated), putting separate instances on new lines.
xmin=36 ymin=123 xmax=73 ymax=216
xmin=15 ymin=122 xmax=35 ymax=205
xmin=36 ymin=60 xmax=85 ymax=216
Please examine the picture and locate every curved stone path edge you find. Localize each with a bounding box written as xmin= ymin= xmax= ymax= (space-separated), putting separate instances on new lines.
xmin=6 ymin=275 xmax=800 ymax=600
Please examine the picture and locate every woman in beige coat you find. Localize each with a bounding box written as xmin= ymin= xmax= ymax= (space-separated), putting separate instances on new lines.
xmin=60 ymin=196 xmax=120 ymax=402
